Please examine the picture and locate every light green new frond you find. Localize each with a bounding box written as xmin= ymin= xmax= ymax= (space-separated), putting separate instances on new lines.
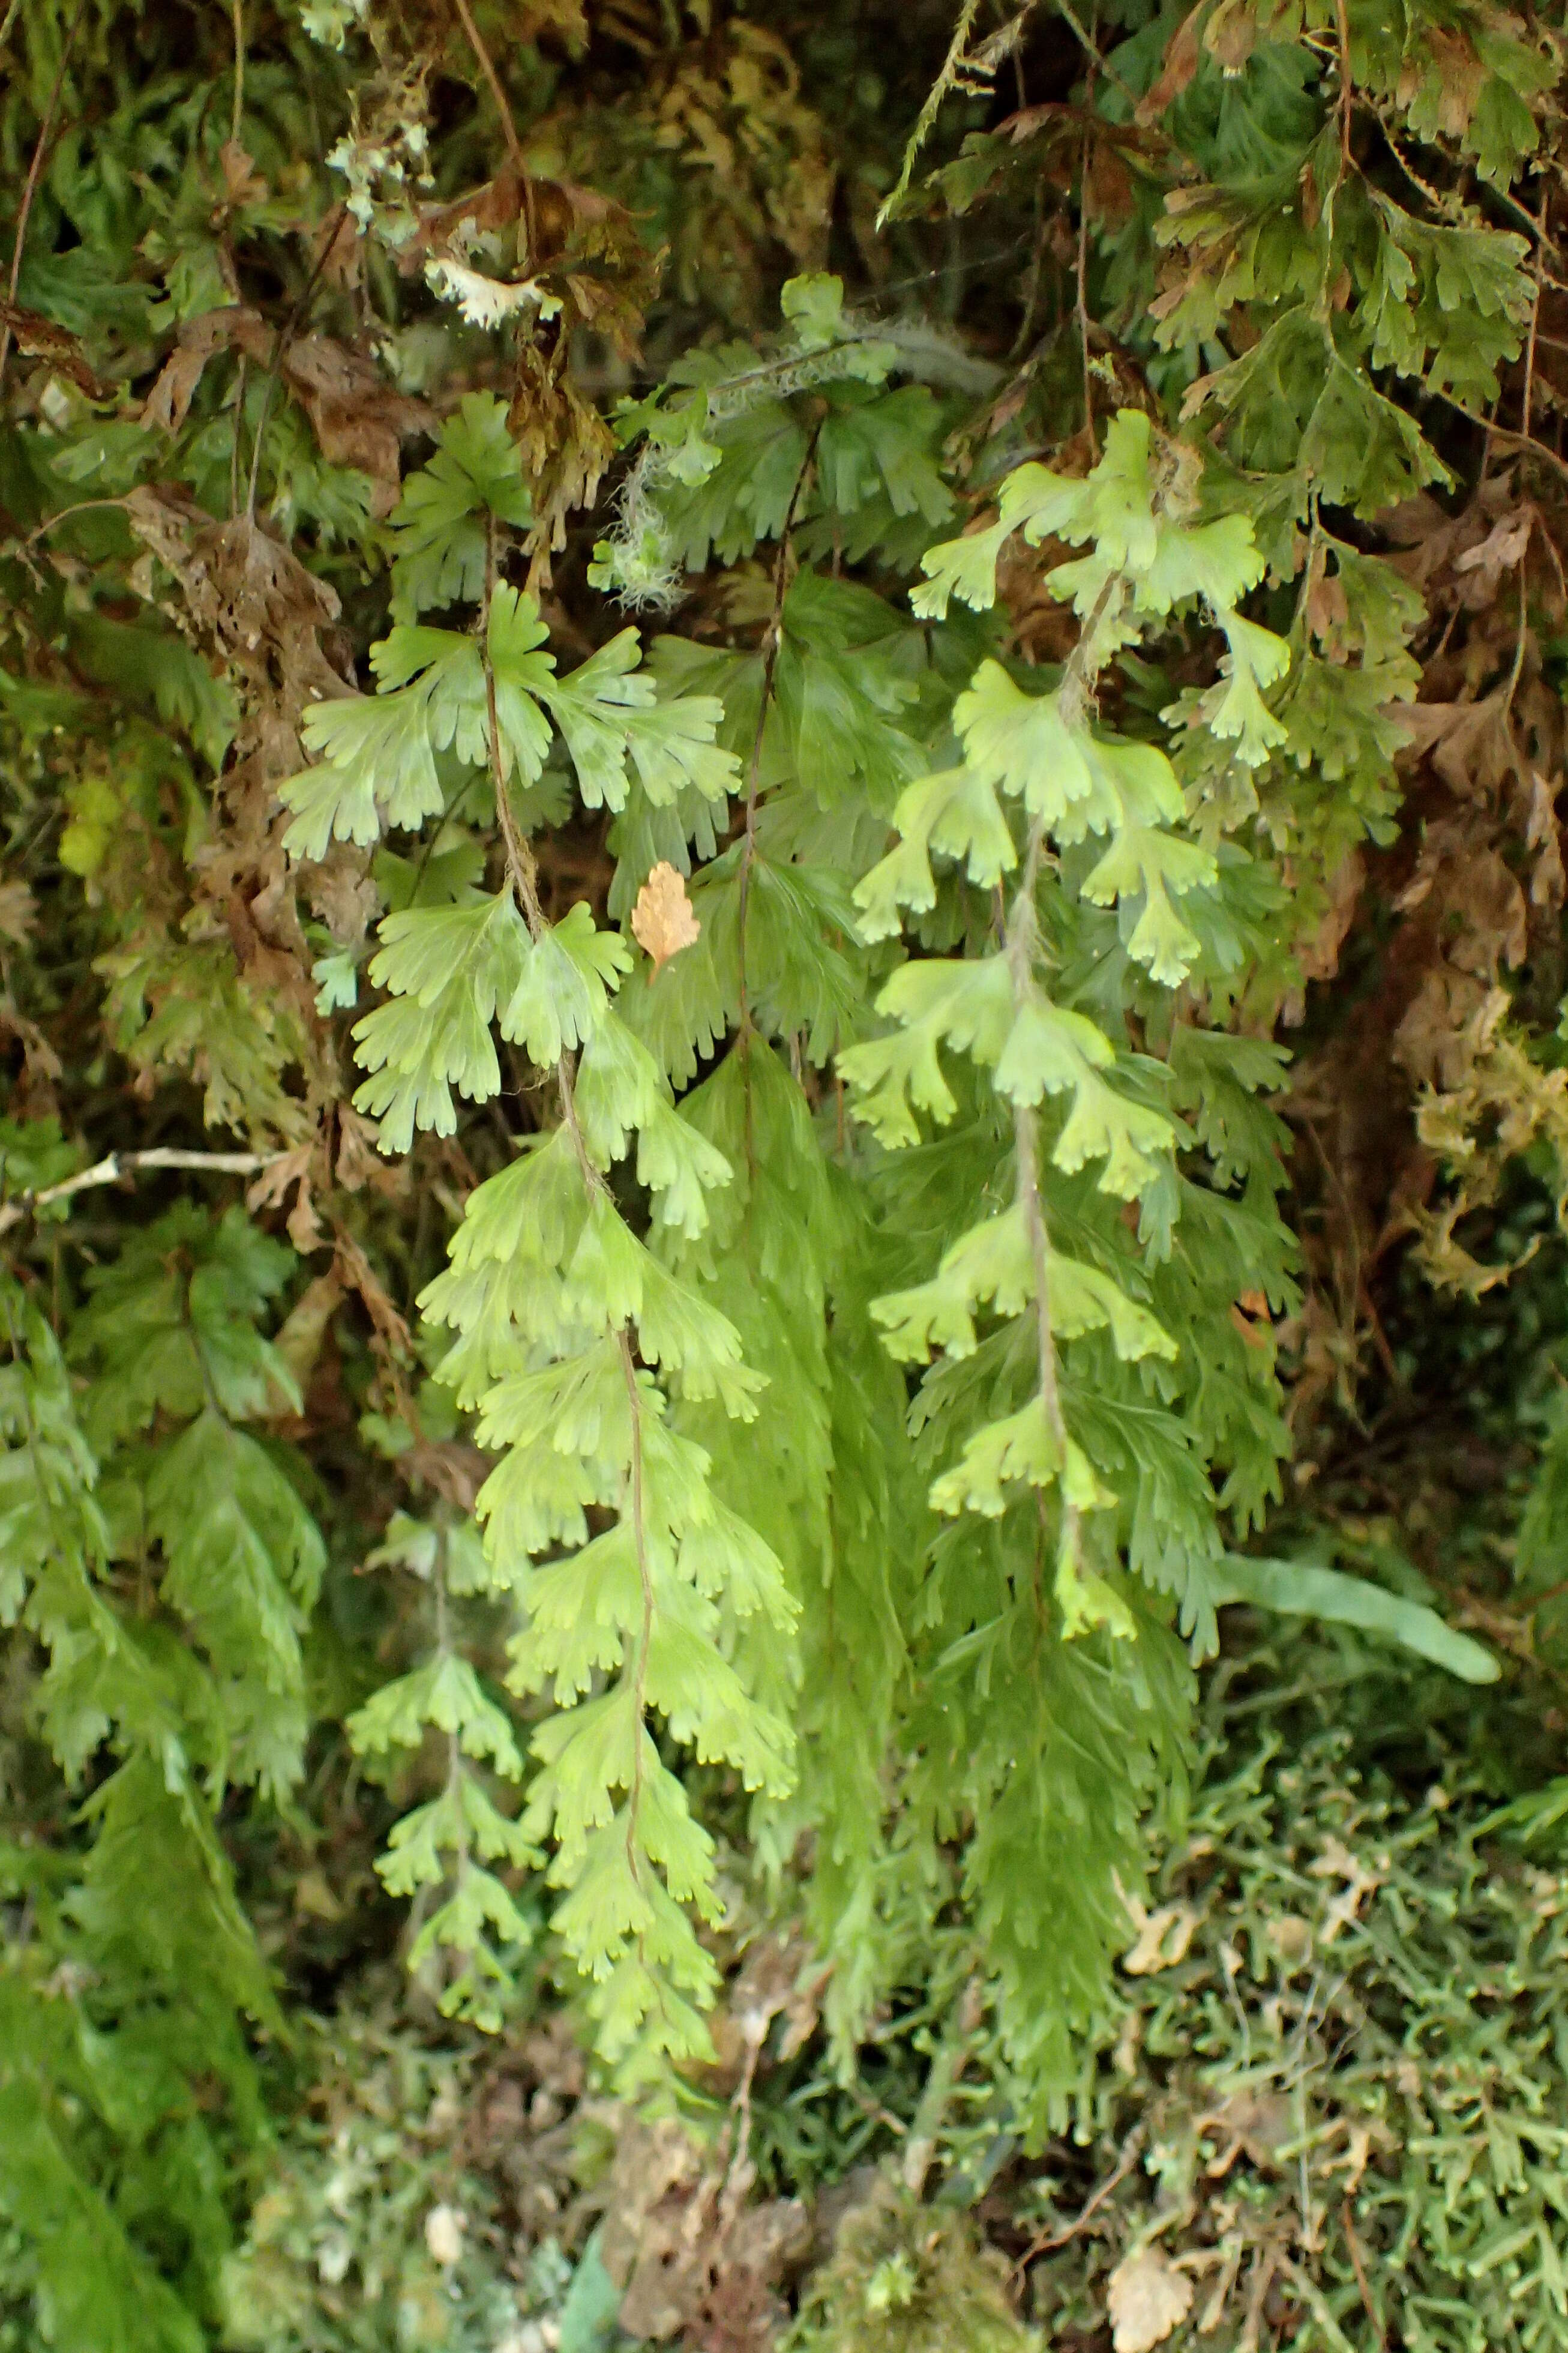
xmin=500 ymin=902 xmax=632 ymax=1069
xmin=637 ymin=1256 xmax=763 ymax=1416
xmin=1080 ymin=827 xmax=1216 ymax=985
xmin=563 ymin=1192 xmax=652 ymax=1330
xmin=539 ymin=634 xmax=740 ymax=815
xmin=991 ymin=994 xmax=1116 ymax=1107
xmin=1048 ymin=1258 xmax=1177 ymax=1362
xmin=283 ymin=681 xmax=443 ymax=860
xmin=353 ymin=893 xmax=529 ymax=1149
xmin=874 ymin=1204 xmax=1035 ymax=1361
xmin=487 ymin=587 xmax=559 ymax=779
xmin=1197 ymin=612 xmax=1293 ymax=765
xmin=874 ymin=1206 xmax=1174 ymax=1369
xmin=508 ymin=1524 xmax=646 ymax=1702
xmin=678 ymin=1502 xmax=797 ymax=1628
xmin=347 ymin=1653 xmax=524 ymax=1779
xmin=955 ymin=666 xmax=1188 ymax=845
xmin=528 ymin=1686 xmax=640 ymax=1874
xmin=1054 ymin=1544 xmax=1138 ymax=1642
xmin=953 ymin=666 xmax=1104 ymax=834
xmin=283 ymin=609 xmax=545 ymax=861
xmin=370 ymin=623 xmax=488 ymax=746
xmin=1075 ymin=408 xmax=1159 ymax=573
xmin=574 ymin=1011 xmax=666 ymax=1165
xmin=386 ymin=390 xmax=532 ymax=620
xmin=436 ymin=1124 xmax=588 ymax=1280
xmin=475 ymin=1335 xmax=629 ymax=1463
xmin=1135 ymin=511 xmax=1269 ymax=616
xmin=377 ymin=1778 xmax=536 ymax=1897
xmin=647 ymin=1619 xmax=795 ymax=1794
xmin=839 ymin=957 xmax=1014 ymax=1146
xmin=912 ymin=459 xmax=1089 ymax=618
xmin=638 ymin=1095 xmax=734 ymax=1241
xmin=406 ymin=1868 xmax=533 ymax=2028
xmin=539 ymin=630 xmax=653 ymax=812
xmin=912 ymin=514 xmax=1014 ymax=622
xmin=1054 ymin=1070 xmax=1176 ymax=1199
xmin=855 ymin=765 xmax=1017 ymax=941
xmin=625 ymin=694 xmax=739 ymax=807
xmin=548 ymin=1815 xmax=719 ymax=2062
xmin=928 ymin=1394 xmax=1114 ymax=1520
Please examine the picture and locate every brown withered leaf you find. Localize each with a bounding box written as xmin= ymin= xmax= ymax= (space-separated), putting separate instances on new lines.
xmin=280 ymin=336 xmax=434 ymax=517
xmin=271 ymin=1268 xmax=345 ymax=1396
xmin=1392 ymin=966 xmax=1497 ymax=1091
xmin=1396 ymin=693 xmax=1516 ymax=803
xmin=141 ymin=307 xmax=265 ymax=436
xmin=599 ymin=2118 xmax=811 ymax=2353
xmin=509 ymin=347 xmax=616 ymax=571
xmin=1447 ymin=849 xmax=1528 ymax=978
xmin=1526 ymin=770 xmax=1566 ymax=911
xmin=142 ymin=309 xmax=430 ymax=511
xmin=1137 ymin=9 xmax=1203 ymax=122
xmin=306 ymin=846 xmax=380 ymax=948
xmin=1204 ymin=0 xmax=1258 ymax=74
xmin=632 ymin=861 xmax=700 ymax=973
xmin=1454 ymin=508 xmax=1535 ymax=601
xmin=0 ymin=301 xmax=106 ymax=397
xmin=1304 ymin=562 xmax=1350 ymax=651
xmin=1295 ymin=851 xmax=1365 ymax=987
xmin=334 ymin=1105 xmax=402 ymax=1197
xmin=1399 ymin=28 xmax=1485 ymax=137
xmin=218 ymin=137 xmax=269 ymax=208
xmin=333 ymin=1227 xmax=413 ymax=1359
xmin=247 ymin=1140 xmax=325 ymax=1254
xmin=1200 ymin=2089 xmax=1292 ymax=2175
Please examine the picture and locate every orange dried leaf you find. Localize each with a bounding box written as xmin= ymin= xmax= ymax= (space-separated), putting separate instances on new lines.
xmin=631 ymin=861 xmax=700 ymax=974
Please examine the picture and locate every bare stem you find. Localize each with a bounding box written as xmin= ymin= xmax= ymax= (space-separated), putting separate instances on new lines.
xmin=0 ymin=1146 xmax=286 ymax=1238
xmin=450 ymin=0 xmax=523 ymax=170
xmin=230 ymin=0 xmax=245 ymax=146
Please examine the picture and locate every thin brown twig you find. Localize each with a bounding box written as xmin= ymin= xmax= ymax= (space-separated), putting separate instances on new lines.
xmin=1342 ymin=2199 xmax=1385 ymax=2347
xmin=1521 ymin=188 xmax=1548 ymax=446
xmin=1438 ymin=394 xmax=1568 ymax=489
xmin=1012 ymin=2126 xmax=1147 ymax=2278
xmin=0 ymin=0 xmax=89 ymax=396
xmin=22 ymin=495 xmax=132 ymax=546
xmin=1054 ymin=0 xmax=1138 ymax=108
xmin=0 ymin=1146 xmax=286 ymax=1238
xmin=230 ymin=0 xmax=245 ymax=147
xmin=449 ymin=0 xmax=524 ymax=170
